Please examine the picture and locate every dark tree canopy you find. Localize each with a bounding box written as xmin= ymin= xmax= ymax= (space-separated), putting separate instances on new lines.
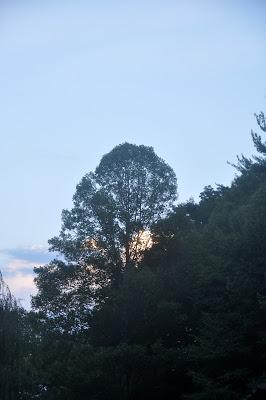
xmin=50 ymin=143 xmax=176 ymax=265
xmin=49 ymin=143 xmax=177 ymax=269
xmin=33 ymin=143 xmax=177 ymax=325
xmin=0 ymin=272 xmax=29 ymax=400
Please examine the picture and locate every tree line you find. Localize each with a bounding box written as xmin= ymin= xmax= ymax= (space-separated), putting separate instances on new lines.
xmin=1 ymin=110 xmax=266 ymax=399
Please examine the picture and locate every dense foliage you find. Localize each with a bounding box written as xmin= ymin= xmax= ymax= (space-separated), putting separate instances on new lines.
xmin=0 ymin=273 xmax=33 ymax=400
xmin=32 ymin=143 xmax=177 ymax=332
xmin=1 ymin=116 xmax=266 ymax=399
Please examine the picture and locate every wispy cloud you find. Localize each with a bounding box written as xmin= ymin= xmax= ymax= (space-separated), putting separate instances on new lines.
xmin=5 ymin=258 xmax=37 ymax=273
xmin=5 ymin=272 xmax=37 ymax=310
xmin=0 ymin=244 xmax=52 ymax=265
xmin=0 ymin=244 xmax=54 ymax=309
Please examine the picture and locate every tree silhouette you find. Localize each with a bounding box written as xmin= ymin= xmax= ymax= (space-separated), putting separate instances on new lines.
xmin=33 ymin=143 xmax=177 ymax=330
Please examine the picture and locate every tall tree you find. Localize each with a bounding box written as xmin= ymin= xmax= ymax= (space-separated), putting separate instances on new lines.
xmin=33 ymin=143 xmax=177 ymax=327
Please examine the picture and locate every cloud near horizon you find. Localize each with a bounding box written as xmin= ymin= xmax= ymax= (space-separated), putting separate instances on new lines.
xmin=0 ymin=244 xmax=55 ymax=309
xmin=0 ymin=244 xmax=52 ymax=266
xmin=5 ymin=272 xmax=37 ymax=309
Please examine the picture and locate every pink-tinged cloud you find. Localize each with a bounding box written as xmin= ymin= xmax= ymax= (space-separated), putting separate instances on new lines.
xmin=0 ymin=244 xmax=56 ymax=309
xmin=5 ymin=272 xmax=37 ymax=310
xmin=6 ymin=258 xmax=39 ymax=272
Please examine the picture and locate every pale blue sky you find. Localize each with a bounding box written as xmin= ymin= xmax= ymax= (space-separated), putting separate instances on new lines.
xmin=0 ymin=0 xmax=266 ymax=307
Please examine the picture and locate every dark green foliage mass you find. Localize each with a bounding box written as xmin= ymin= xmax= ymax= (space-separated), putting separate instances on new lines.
xmin=2 ymin=111 xmax=266 ymax=399
xmin=0 ymin=273 xmax=35 ymax=400
xmin=32 ymin=143 xmax=177 ymax=332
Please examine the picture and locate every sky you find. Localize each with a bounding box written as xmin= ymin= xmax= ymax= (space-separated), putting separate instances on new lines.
xmin=0 ymin=0 xmax=266 ymax=308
